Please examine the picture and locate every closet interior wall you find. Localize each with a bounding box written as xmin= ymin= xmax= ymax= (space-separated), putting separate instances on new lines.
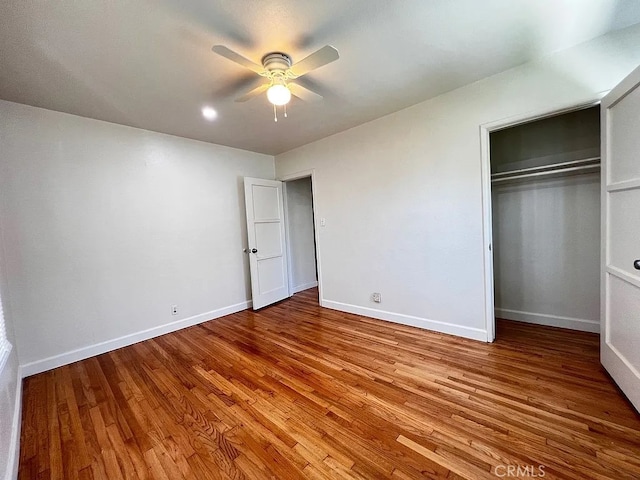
xmin=491 ymin=107 xmax=601 ymax=333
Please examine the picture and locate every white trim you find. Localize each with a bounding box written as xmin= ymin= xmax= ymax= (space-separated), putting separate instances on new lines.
xmin=607 ymin=265 xmax=640 ymax=290
xmin=480 ymin=96 xmax=606 ymax=134
xmin=322 ymin=299 xmax=488 ymax=342
xmin=602 ymin=104 xmax=610 ymax=343
xmin=278 ymin=169 xmax=316 ymax=182
xmin=278 ymin=169 xmax=324 ymax=305
xmin=4 ymin=365 xmax=22 ymax=480
xmin=20 ymin=300 xmax=251 ymax=377
xmin=607 ymin=178 xmax=640 ymax=193
xmin=601 ymin=64 xmax=640 ymax=110
xmin=0 ymin=295 xmax=11 ymax=374
xmin=479 ymin=118 xmax=495 ymax=342
xmin=479 ymin=93 xmax=607 ymax=343
xmin=601 ymin=342 xmax=640 ymax=412
xmin=282 ymin=181 xmax=295 ymax=296
xmin=0 ymin=342 xmax=11 ymax=377
xmin=495 ymin=308 xmax=599 ymax=333
xmin=291 ymin=281 xmax=318 ymax=294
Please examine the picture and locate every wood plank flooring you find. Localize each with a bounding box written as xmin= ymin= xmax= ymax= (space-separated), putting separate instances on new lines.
xmin=19 ymin=288 xmax=640 ymax=479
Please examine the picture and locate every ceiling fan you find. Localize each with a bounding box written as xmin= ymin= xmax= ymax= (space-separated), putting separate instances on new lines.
xmin=212 ymin=44 xmax=339 ymax=121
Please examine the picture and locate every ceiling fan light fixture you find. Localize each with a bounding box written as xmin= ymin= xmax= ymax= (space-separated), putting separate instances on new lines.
xmin=267 ymin=84 xmax=291 ymax=106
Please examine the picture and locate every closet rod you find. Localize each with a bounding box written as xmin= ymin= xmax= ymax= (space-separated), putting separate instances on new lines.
xmin=491 ymin=164 xmax=600 ymax=184
xmin=491 ymin=157 xmax=600 ymax=180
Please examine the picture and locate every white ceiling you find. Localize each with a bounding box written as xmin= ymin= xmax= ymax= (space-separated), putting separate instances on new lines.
xmin=1 ymin=1 xmax=639 ymax=155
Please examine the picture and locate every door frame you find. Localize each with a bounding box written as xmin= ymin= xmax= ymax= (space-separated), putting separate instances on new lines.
xmin=279 ymin=169 xmax=324 ymax=303
xmin=479 ymin=95 xmax=606 ymax=342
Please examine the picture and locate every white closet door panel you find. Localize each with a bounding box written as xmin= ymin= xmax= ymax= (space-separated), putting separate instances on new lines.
xmin=609 ymin=189 xmax=640 ymax=277
xmin=256 ymin=257 xmax=286 ymax=295
xmin=252 ymin=184 xmax=280 ymax=220
xmin=607 ymin=275 xmax=640 ymax=369
xmin=609 ymin=86 xmax=640 ymax=184
xmin=255 ymin=222 xmax=284 ymax=258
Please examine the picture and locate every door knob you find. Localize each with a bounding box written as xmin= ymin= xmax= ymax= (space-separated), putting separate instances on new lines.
xmin=634 ymin=259 xmax=640 ymax=270
xmin=251 ymin=248 xmax=258 ymax=253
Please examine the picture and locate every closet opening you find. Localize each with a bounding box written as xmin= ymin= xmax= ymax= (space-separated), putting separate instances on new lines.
xmin=283 ymin=174 xmax=320 ymax=305
xmin=484 ymin=104 xmax=601 ymax=341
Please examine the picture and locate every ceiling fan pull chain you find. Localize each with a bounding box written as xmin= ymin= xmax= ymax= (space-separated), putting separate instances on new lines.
xmin=274 ymin=104 xmax=278 ymax=122
xmin=284 ymin=103 xmax=288 ymax=118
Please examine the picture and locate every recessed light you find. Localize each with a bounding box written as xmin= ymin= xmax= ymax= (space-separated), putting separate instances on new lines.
xmin=201 ymin=106 xmax=217 ymax=121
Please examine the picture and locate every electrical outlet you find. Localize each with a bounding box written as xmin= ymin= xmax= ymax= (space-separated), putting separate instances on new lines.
xmin=372 ymin=292 xmax=381 ymax=303
xmin=171 ymin=304 xmax=178 ymax=315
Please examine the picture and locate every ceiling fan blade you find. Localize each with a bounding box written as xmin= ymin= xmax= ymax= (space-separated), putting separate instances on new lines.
xmin=213 ymin=71 xmax=264 ymax=98
xmin=289 ymin=45 xmax=339 ymax=78
xmin=289 ymin=82 xmax=323 ymax=103
xmin=235 ymin=83 xmax=269 ymax=102
xmin=212 ymin=45 xmax=263 ymax=74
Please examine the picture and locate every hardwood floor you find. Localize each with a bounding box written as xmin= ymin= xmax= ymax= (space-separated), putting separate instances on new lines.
xmin=19 ymin=288 xmax=640 ymax=479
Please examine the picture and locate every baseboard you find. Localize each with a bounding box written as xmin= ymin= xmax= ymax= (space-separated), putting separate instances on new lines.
xmin=495 ymin=308 xmax=599 ymax=333
xmin=20 ymin=300 xmax=252 ymax=377
xmin=5 ymin=366 xmax=22 ymax=480
xmin=292 ymin=281 xmax=318 ymax=294
xmin=321 ymin=299 xmax=488 ymax=342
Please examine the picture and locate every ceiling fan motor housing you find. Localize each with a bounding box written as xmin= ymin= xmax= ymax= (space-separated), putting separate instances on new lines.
xmin=261 ymin=52 xmax=292 ymax=73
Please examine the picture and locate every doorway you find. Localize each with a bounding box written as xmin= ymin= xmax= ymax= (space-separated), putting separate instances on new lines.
xmin=480 ymin=99 xmax=604 ymax=342
xmin=243 ymin=170 xmax=322 ymax=310
xmin=283 ymin=173 xmax=320 ymax=303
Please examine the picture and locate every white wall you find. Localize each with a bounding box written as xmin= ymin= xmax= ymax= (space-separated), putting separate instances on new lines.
xmin=275 ymin=24 xmax=640 ymax=341
xmin=285 ymin=177 xmax=317 ymax=293
xmin=493 ymin=174 xmax=601 ymax=332
xmin=0 ymin=100 xmax=274 ymax=373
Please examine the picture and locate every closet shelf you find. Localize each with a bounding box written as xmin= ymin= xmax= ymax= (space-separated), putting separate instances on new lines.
xmin=491 ymin=157 xmax=600 ymax=184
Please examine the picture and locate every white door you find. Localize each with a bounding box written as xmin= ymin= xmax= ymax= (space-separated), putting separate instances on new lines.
xmin=244 ymin=177 xmax=290 ymax=309
xmin=601 ymin=65 xmax=640 ymax=412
